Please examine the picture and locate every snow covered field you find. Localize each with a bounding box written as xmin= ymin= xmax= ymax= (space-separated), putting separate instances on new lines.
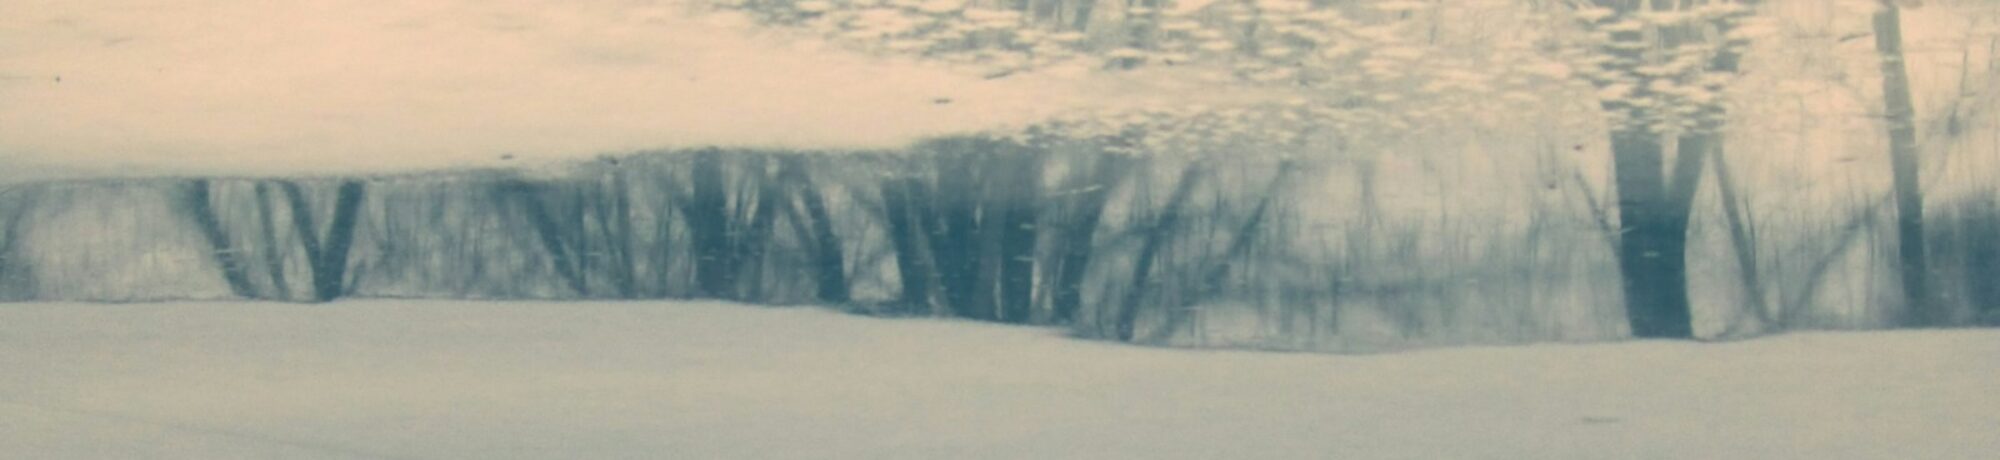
xmin=1 ymin=300 xmax=1994 ymax=459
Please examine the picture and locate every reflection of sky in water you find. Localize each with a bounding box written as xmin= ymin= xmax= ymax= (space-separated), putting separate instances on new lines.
xmin=0 ymin=0 xmax=1120 ymax=177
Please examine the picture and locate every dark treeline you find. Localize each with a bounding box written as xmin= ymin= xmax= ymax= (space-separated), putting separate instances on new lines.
xmin=1 ymin=136 xmax=1997 ymax=349
xmin=0 ymin=186 xmax=40 ymax=301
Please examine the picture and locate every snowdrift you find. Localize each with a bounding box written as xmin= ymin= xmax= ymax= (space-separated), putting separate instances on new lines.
xmin=2 ymin=300 xmax=1995 ymax=459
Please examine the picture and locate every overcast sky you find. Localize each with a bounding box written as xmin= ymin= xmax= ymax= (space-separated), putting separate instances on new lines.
xmin=0 ymin=0 xmax=1146 ymax=179
xmin=0 ymin=0 xmax=1986 ymax=181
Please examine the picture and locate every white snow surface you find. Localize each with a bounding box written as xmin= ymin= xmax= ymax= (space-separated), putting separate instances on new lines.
xmin=1 ymin=300 xmax=1995 ymax=459
xmin=0 ymin=0 xmax=1145 ymax=180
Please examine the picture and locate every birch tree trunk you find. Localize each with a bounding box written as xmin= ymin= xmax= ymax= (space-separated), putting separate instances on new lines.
xmin=1873 ymin=2 xmax=1941 ymax=326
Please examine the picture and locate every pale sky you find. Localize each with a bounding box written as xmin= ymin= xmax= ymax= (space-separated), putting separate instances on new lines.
xmin=0 ymin=0 xmax=1130 ymax=179
xmin=0 ymin=0 xmax=1989 ymax=182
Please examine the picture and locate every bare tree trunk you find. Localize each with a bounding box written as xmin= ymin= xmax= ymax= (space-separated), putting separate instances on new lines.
xmin=313 ymin=180 xmax=366 ymax=301
xmin=1679 ymin=1 xmax=1762 ymax=335
xmin=997 ymin=150 xmax=1043 ymax=323
xmin=498 ymin=180 xmax=588 ymax=296
xmin=1114 ymin=161 xmax=1205 ymax=342
xmin=1612 ymin=130 xmax=1697 ymax=339
xmin=1874 ymin=3 xmax=1941 ymax=326
xmin=182 ymin=179 xmax=259 ymax=299
xmin=883 ymin=174 xmax=935 ymax=313
xmin=279 ymin=181 xmax=323 ymax=282
xmin=687 ymin=149 xmax=737 ymax=299
xmin=0 ymin=188 xmax=41 ymax=300
xmin=738 ymin=155 xmax=783 ymax=302
xmin=1587 ymin=0 xmax=1742 ymax=339
xmin=652 ymin=170 xmax=693 ymax=298
xmin=1145 ymin=162 xmax=1295 ymax=343
xmin=930 ymin=142 xmax=986 ymax=318
xmin=252 ymin=183 xmax=293 ymax=300
xmin=780 ymin=155 xmax=851 ymax=304
xmin=1712 ymin=146 xmax=1771 ymax=333
xmin=605 ymin=168 xmax=640 ymax=299
xmin=974 ymin=188 xmax=1005 ymax=321
xmin=567 ymin=187 xmax=591 ymax=294
xmin=1959 ymin=198 xmax=2000 ymax=322
xmin=1050 ymin=152 xmax=1127 ymax=325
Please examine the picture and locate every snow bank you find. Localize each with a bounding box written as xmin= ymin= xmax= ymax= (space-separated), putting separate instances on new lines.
xmin=0 ymin=0 xmax=1114 ymax=180
xmin=2 ymin=300 xmax=1995 ymax=459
